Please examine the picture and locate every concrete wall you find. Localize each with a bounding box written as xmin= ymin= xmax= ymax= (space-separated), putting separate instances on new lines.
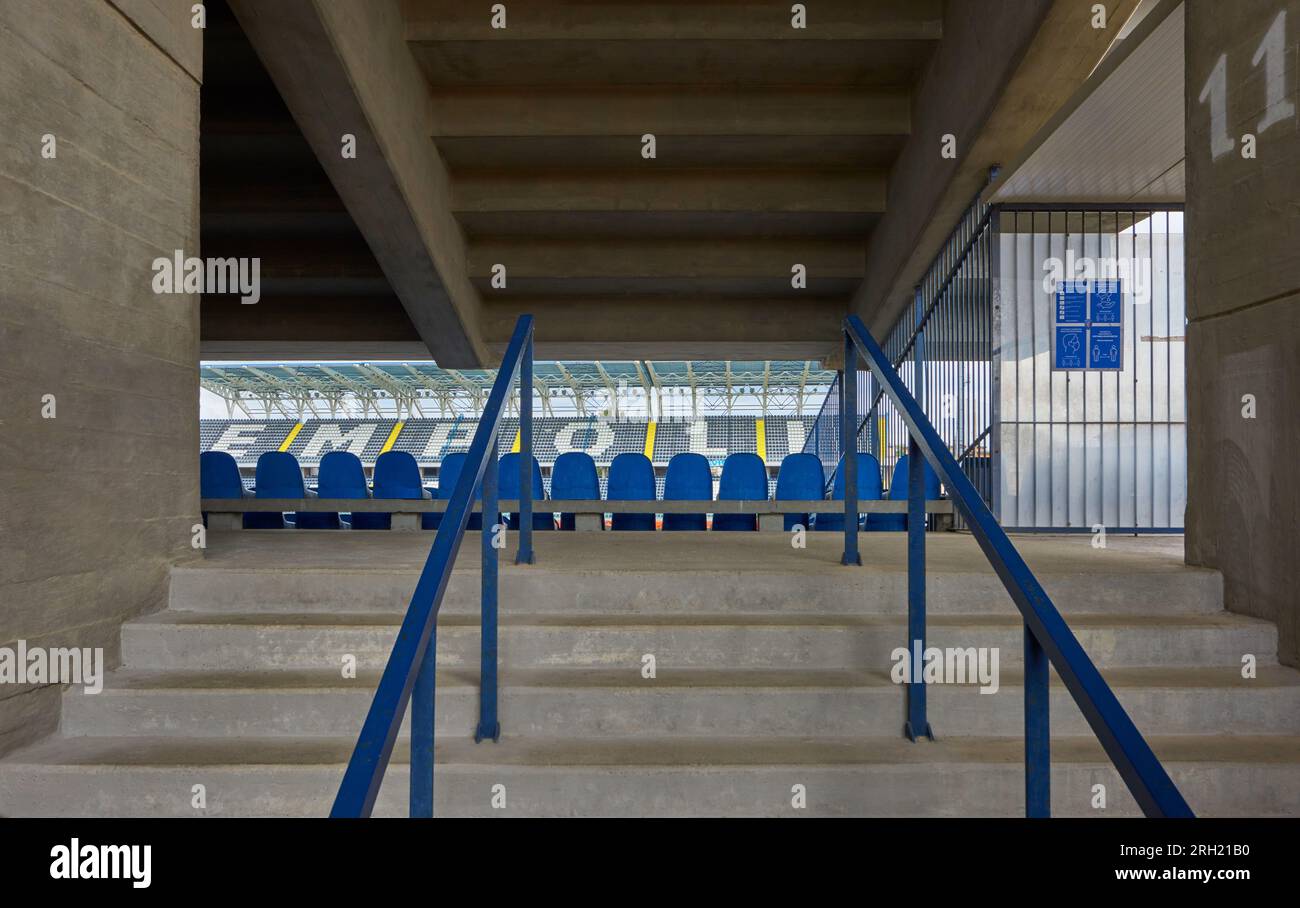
xmin=0 ymin=0 xmax=202 ymax=752
xmin=1185 ymin=0 xmax=1300 ymax=667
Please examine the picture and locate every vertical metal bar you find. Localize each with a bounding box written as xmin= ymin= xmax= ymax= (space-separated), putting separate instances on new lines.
xmin=1024 ymin=624 xmax=1051 ymax=817
xmin=1149 ymin=213 xmax=1155 ymax=528
xmin=517 ymin=332 xmax=535 ymax=564
xmin=905 ymin=435 xmax=932 ymax=741
xmin=475 ymin=450 xmax=501 ymax=743
xmin=990 ymin=207 xmax=1002 ymax=522
xmin=1165 ymin=210 xmax=1173 ymax=529
xmin=841 ymin=331 xmax=861 ymax=565
xmin=914 ymin=284 xmax=925 ymax=450
xmin=410 ymin=625 xmax=437 ymax=817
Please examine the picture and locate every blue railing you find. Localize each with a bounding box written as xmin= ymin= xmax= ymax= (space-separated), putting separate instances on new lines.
xmin=330 ymin=315 xmax=536 ymax=817
xmin=841 ymin=314 xmax=1192 ymax=818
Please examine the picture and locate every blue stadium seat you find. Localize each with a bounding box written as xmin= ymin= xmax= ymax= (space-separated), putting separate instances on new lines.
xmin=775 ymin=452 xmax=824 ymax=531
xmin=499 ymin=453 xmax=553 ymax=530
xmin=199 ymin=450 xmax=250 ymax=528
xmin=814 ymin=453 xmax=883 ymax=532
xmin=551 ymin=451 xmax=601 ymax=531
xmin=608 ymin=452 xmax=656 ymax=531
xmin=435 ymin=451 xmax=481 ymax=531
xmin=866 ymin=455 xmax=940 ymax=531
xmin=662 ymin=452 xmax=710 ymax=531
xmin=713 ymin=452 xmax=767 ymax=531
xmin=317 ymin=451 xmax=378 ymax=530
xmin=374 ymin=450 xmax=437 ymax=530
xmin=248 ymin=451 xmax=314 ymax=529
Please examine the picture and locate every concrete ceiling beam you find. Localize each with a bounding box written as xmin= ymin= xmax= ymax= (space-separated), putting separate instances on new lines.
xmin=428 ymin=87 xmax=910 ymax=138
xmin=465 ymin=238 xmax=864 ymax=280
xmin=453 ymin=170 xmax=887 ymax=214
xmin=226 ymin=0 xmax=488 ymax=367
xmin=481 ymin=297 xmax=847 ymax=362
xmin=401 ymin=0 xmax=943 ymax=41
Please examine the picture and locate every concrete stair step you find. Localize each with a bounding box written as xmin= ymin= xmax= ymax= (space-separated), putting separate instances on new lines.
xmin=58 ymin=666 xmax=1300 ymax=739
xmin=167 ymin=561 xmax=1222 ymax=619
xmin=119 ymin=609 xmax=1278 ymax=672
xmin=4 ymin=733 xmax=1299 ymax=817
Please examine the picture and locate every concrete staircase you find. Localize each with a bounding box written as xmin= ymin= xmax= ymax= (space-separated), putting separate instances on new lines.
xmin=3 ymin=533 xmax=1299 ymax=817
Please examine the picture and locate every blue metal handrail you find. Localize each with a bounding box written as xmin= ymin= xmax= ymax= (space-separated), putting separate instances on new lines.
xmin=842 ymin=314 xmax=1192 ymax=818
xmin=331 ymin=315 xmax=536 ymax=817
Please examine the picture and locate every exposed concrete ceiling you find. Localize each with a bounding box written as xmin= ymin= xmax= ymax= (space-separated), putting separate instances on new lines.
xmin=204 ymin=0 xmax=1133 ymax=365
xmin=207 ymin=0 xmax=942 ymax=364
xmin=989 ymin=0 xmax=1185 ymax=204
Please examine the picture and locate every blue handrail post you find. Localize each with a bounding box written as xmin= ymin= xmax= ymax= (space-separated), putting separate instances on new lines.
xmin=841 ymin=332 xmax=861 ymax=565
xmin=905 ymin=435 xmax=933 ymax=741
xmin=331 ymin=315 xmax=532 ymax=819
xmin=476 ymin=449 xmax=501 ymax=743
xmin=410 ymin=624 xmax=436 ymax=817
xmin=842 ymin=313 xmax=1192 ymax=817
xmin=1025 ymin=625 xmax=1051 ymax=816
xmin=517 ymin=325 xmax=535 ymax=565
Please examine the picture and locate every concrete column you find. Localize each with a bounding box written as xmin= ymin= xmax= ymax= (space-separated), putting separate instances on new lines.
xmin=0 ymin=0 xmax=202 ymax=752
xmin=1185 ymin=0 xmax=1300 ymax=667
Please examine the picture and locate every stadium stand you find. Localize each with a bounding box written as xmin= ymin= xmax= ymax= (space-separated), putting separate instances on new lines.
xmin=197 ymin=416 xmax=910 ymax=530
xmin=200 ymin=416 xmax=818 ymax=473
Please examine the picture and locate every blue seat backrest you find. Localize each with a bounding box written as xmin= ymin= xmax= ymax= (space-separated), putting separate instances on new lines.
xmin=435 ymin=451 xmax=480 ymax=530
xmin=814 ymin=452 xmax=883 ymax=532
xmin=662 ymin=452 xmax=710 ymax=531
xmin=200 ymin=451 xmax=243 ymax=499
xmin=317 ymin=451 xmax=375 ymax=530
xmin=866 ymin=455 xmax=941 ymax=531
xmin=713 ymin=452 xmax=767 ymax=531
xmin=249 ymin=451 xmax=306 ymax=529
xmin=499 ymin=453 xmax=552 ymax=530
xmin=317 ymin=451 xmax=367 ymax=498
xmin=373 ymin=450 xmax=436 ymax=530
xmin=200 ymin=450 xmax=247 ymax=529
xmin=775 ymin=452 xmax=824 ymax=531
xmin=608 ymin=452 xmax=656 ymax=531
xmin=551 ymin=451 xmax=601 ymax=531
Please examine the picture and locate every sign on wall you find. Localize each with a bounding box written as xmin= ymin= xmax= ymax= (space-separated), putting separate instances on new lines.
xmin=1052 ymin=280 xmax=1124 ymax=370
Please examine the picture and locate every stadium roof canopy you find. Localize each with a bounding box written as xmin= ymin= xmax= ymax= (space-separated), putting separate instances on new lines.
xmin=200 ymin=360 xmax=837 ymax=420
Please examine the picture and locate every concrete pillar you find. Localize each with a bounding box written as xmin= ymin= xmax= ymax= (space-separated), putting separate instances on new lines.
xmin=0 ymin=0 xmax=202 ymax=751
xmin=1185 ymin=0 xmax=1300 ymax=667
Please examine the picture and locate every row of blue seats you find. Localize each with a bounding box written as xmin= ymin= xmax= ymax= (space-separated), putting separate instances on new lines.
xmin=199 ymin=448 xmax=939 ymax=531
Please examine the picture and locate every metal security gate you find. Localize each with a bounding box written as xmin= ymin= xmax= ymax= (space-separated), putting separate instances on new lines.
xmin=807 ymin=196 xmax=1186 ymax=533
xmin=994 ymin=205 xmax=1186 ymax=531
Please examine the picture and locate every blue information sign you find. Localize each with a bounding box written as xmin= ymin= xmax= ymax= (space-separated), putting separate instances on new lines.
xmin=1056 ymin=282 xmax=1088 ymax=323
xmin=1053 ymin=279 xmax=1123 ymax=371
xmin=1054 ymin=326 xmax=1086 ymax=369
xmin=1088 ymin=326 xmax=1122 ymax=369
xmin=1091 ymin=280 xmax=1122 ymax=324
